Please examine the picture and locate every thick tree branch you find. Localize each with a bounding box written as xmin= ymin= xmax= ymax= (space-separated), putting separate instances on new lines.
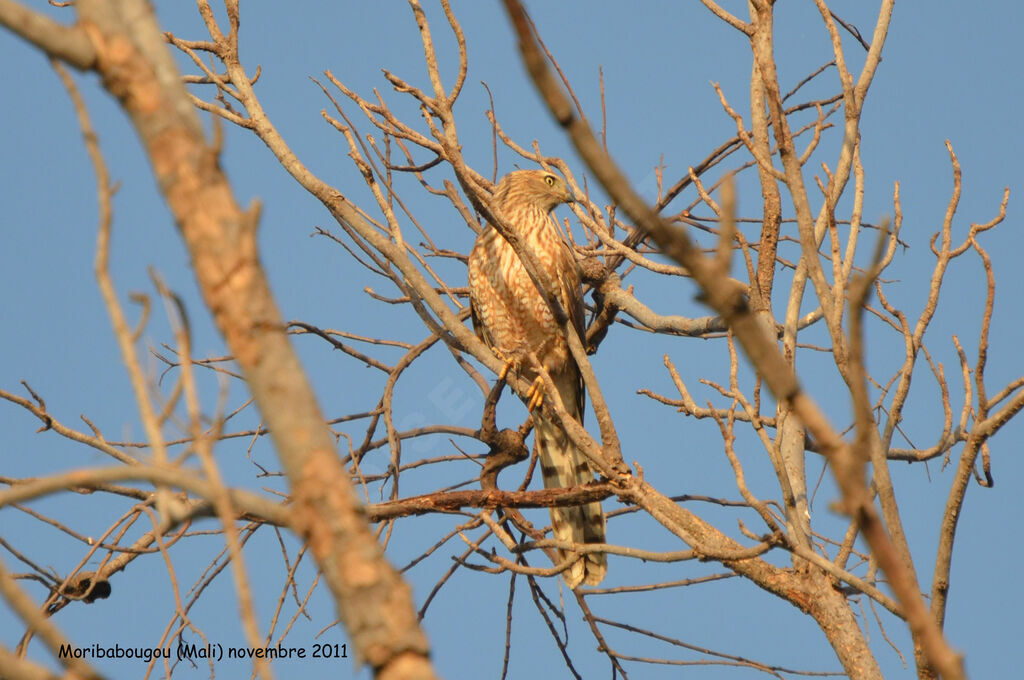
xmin=57 ymin=1 xmax=437 ymax=677
xmin=501 ymin=2 xmax=964 ymax=679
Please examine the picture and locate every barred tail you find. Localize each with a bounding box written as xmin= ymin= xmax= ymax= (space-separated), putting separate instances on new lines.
xmin=535 ymin=413 xmax=607 ymax=588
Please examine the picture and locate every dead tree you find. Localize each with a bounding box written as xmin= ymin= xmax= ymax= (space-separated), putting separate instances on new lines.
xmin=0 ymin=2 xmax=1014 ymax=679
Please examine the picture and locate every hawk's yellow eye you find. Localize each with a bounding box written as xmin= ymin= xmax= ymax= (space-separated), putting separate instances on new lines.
xmin=544 ymin=175 xmax=556 ymax=187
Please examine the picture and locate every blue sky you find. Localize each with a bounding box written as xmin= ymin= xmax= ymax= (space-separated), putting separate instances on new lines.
xmin=2 ymin=1 xmax=1022 ymax=678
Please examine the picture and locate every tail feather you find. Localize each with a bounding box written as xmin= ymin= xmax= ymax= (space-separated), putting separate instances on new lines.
xmin=535 ymin=414 xmax=607 ymax=588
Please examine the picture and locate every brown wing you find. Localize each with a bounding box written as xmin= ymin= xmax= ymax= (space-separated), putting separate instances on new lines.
xmin=469 ymin=294 xmax=492 ymax=348
xmin=538 ymin=238 xmax=606 ymax=587
xmin=557 ymin=239 xmax=587 ymax=419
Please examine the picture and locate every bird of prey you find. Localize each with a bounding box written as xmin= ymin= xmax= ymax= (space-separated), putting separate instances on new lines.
xmin=467 ymin=169 xmax=607 ymax=588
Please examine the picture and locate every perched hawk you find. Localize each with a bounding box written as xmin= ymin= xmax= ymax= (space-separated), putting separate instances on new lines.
xmin=467 ymin=169 xmax=607 ymax=588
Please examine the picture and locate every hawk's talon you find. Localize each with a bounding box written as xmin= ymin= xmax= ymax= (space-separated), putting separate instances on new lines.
xmin=525 ymin=376 xmax=546 ymax=412
xmin=498 ymin=357 xmax=515 ymax=382
xmin=490 ymin=349 xmax=517 ymax=383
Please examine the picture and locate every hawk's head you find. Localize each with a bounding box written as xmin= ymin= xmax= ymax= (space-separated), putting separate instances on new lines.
xmin=495 ymin=169 xmax=574 ymax=213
